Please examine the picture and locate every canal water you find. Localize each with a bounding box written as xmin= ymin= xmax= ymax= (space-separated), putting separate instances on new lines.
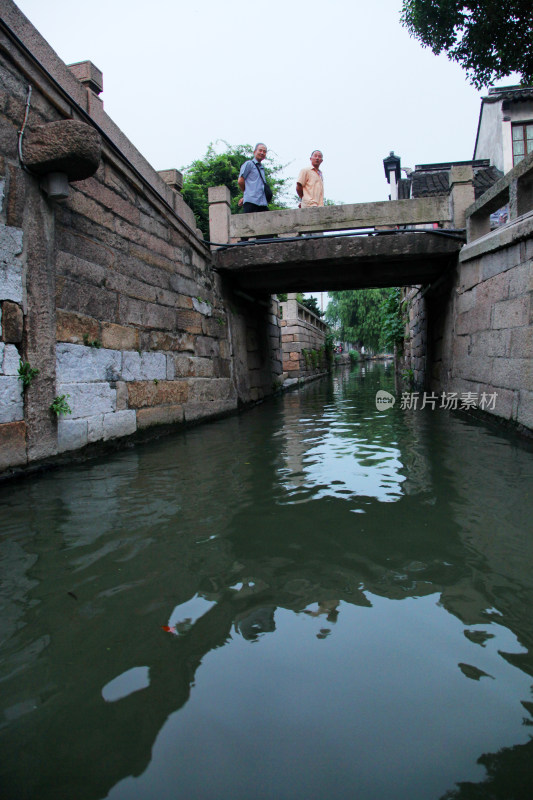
xmin=1 ymin=362 xmax=532 ymax=800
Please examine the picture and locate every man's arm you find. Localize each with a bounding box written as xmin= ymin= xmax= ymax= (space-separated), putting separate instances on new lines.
xmin=296 ymin=182 xmax=303 ymax=199
xmin=238 ymin=176 xmax=246 ymax=192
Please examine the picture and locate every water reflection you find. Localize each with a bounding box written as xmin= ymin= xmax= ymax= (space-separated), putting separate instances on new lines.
xmin=0 ymin=362 xmax=532 ymax=800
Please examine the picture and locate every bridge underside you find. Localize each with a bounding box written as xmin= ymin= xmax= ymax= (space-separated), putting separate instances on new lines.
xmin=214 ymin=231 xmax=463 ymax=293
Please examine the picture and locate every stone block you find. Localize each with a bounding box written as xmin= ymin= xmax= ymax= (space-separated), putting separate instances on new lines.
xmin=57 ymin=418 xmax=88 ymax=453
xmin=0 ymin=226 xmax=23 ymax=303
xmin=492 ymin=297 xmax=529 ymax=329
xmin=127 ymin=380 xmax=189 ymax=408
xmin=479 ymin=385 xmax=516 ymax=420
xmin=103 ymin=410 xmax=137 ymax=440
xmin=104 ymin=270 xmax=158 ymax=303
xmin=80 ymin=177 xmax=140 ymax=226
xmin=213 ymin=358 xmax=230 ymax=378
xmin=455 ymin=288 xmax=475 ymax=316
xmin=0 ymin=375 xmax=23 ymax=422
xmin=184 ymin=398 xmax=236 ymax=423
xmin=456 ymin=303 xmax=492 ymax=335
xmin=166 ymin=355 xmax=175 ymax=380
xmin=121 ymin=351 xmax=167 ymax=381
xmin=56 ymin=343 xmax=122 ymax=383
xmin=2 ymin=343 xmax=20 ymax=375
xmin=517 ymin=390 xmax=533 ymax=429
xmin=187 ymin=378 xmax=234 ymax=402
xmin=0 ymin=420 xmax=27 ymax=470
xmin=470 ymin=329 xmax=511 ymax=358
xmin=454 ymin=352 xmax=493 ymax=384
xmin=189 ymin=357 xmax=214 ymax=378
xmin=101 ymin=322 xmax=138 ymax=351
xmin=202 ymin=317 xmax=227 ymax=338
xmin=492 ymin=357 xmax=532 ymax=391
xmin=58 ymin=279 xmax=118 ymax=321
xmin=192 ymin=297 xmax=212 ymax=316
xmin=510 ymin=326 xmax=533 ymax=358
xmin=173 ymin=355 xmax=191 ymax=377
xmin=115 ymin=381 xmax=128 ymax=410
xmin=508 ymin=263 xmax=531 ymax=297
xmin=56 ymin=310 xmax=100 ymax=344
xmin=58 ymin=382 xmax=116 ymax=418
xmin=285 ymin=360 xmax=299 ymax=371
xmin=481 ymin=244 xmax=522 ymax=281
xmin=195 ymin=337 xmax=220 ymax=358
xmin=1 ymin=301 xmax=23 ymax=343
xmin=118 ymin=296 xmax=176 ymax=330
xmin=149 ymin=331 xmax=195 ymax=352
xmin=136 ymin=404 xmax=184 ymax=429
xmin=176 ymin=309 xmax=202 ymax=334
xmin=87 ymin=414 xmax=104 ymax=442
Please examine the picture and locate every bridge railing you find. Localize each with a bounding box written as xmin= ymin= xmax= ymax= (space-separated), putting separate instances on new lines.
xmin=207 ymin=186 xmax=455 ymax=248
xmin=465 ymin=150 xmax=533 ymax=242
xmin=207 ymin=163 xmax=481 ymax=248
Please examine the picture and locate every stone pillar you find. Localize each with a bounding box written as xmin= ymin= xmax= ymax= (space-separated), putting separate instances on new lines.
xmin=23 ymin=177 xmax=59 ymax=461
xmin=208 ymin=185 xmax=231 ymax=248
xmin=449 ymin=165 xmax=475 ymax=229
xmin=158 ymin=169 xmax=183 ymax=193
xmin=67 ymin=60 xmax=104 ymax=114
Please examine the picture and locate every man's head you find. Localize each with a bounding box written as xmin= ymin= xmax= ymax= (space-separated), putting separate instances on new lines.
xmin=254 ymin=143 xmax=267 ymax=162
xmin=310 ymin=150 xmax=323 ymax=169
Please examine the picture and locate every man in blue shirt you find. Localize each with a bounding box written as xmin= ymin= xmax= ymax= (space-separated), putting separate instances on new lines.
xmin=238 ymin=143 xmax=269 ymax=213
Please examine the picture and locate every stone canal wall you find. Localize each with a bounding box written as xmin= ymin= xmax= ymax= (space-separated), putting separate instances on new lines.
xmin=279 ymin=295 xmax=329 ymax=382
xmin=403 ymin=154 xmax=533 ymax=433
xmin=0 ymin=1 xmax=281 ymax=477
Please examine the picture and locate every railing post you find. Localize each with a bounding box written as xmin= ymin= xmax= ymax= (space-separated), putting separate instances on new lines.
xmin=449 ymin=165 xmax=475 ymax=229
xmin=208 ymin=185 xmax=231 ymax=249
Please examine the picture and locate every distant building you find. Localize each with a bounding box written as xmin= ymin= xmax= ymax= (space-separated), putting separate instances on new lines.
xmin=396 ymin=159 xmax=502 ymax=204
xmin=473 ymin=85 xmax=533 ymax=174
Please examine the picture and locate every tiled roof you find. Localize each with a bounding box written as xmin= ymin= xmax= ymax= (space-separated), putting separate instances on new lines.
xmin=411 ymin=170 xmax=449 ymax=197
xmin=397 ymin=178 xmax=411 ymax=199
xmin=406 ymin=164 xmax=503 ymax=200
xmin=485 ymin=85 xmax=533 ymax=103
xmin=473 ymin=165 xmax=503 ymax=198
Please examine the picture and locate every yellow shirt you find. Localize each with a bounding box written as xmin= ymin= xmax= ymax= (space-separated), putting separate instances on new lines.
xmin=297 ymin=166 xmax=324 ymax=207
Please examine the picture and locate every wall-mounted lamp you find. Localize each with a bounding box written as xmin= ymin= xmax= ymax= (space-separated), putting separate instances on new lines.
xmin=40 ymin=172 xmax=70 ymax=202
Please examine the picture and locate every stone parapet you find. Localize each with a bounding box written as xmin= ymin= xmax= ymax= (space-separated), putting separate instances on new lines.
xmin=278 ymin=297 xmax=330 ymax=381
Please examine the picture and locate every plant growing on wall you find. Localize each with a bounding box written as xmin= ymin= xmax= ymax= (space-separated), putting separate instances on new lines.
xmin=49 ymin=394 xmax=72 ymax=417
xmin=17 ymin=360 xmax=39 ymax=389
xmin=83 ymin=333 xmax=101 ymax=348
xmin=380 ymin=287 xmax=405 ymax=351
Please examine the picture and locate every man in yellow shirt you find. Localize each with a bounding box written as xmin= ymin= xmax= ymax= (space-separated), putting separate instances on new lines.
xmin=296 ymin=150 xmax=324 ymax=208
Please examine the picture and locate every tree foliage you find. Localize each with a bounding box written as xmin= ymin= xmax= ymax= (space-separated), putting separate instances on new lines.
xmin=298 ymin=294 xmax=323 ymax=317
xmin=325 ymin=289 xmax=398 ymax=352
xmin=181 ymin=142 xmax=289 ymax=238
xmin=400 ymin=1 xmax=533 ymax=89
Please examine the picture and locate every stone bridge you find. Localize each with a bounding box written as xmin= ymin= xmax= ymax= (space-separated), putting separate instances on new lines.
xmin=207 ymin=176 xmax=473 ymax=294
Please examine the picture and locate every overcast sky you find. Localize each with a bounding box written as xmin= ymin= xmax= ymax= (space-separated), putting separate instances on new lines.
xmin=12 ymin=0 xmax=514 ymax=208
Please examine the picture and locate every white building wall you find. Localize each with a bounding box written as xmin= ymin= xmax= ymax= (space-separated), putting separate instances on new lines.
xmin=474 ymin=102 xmax=504 ymax=171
